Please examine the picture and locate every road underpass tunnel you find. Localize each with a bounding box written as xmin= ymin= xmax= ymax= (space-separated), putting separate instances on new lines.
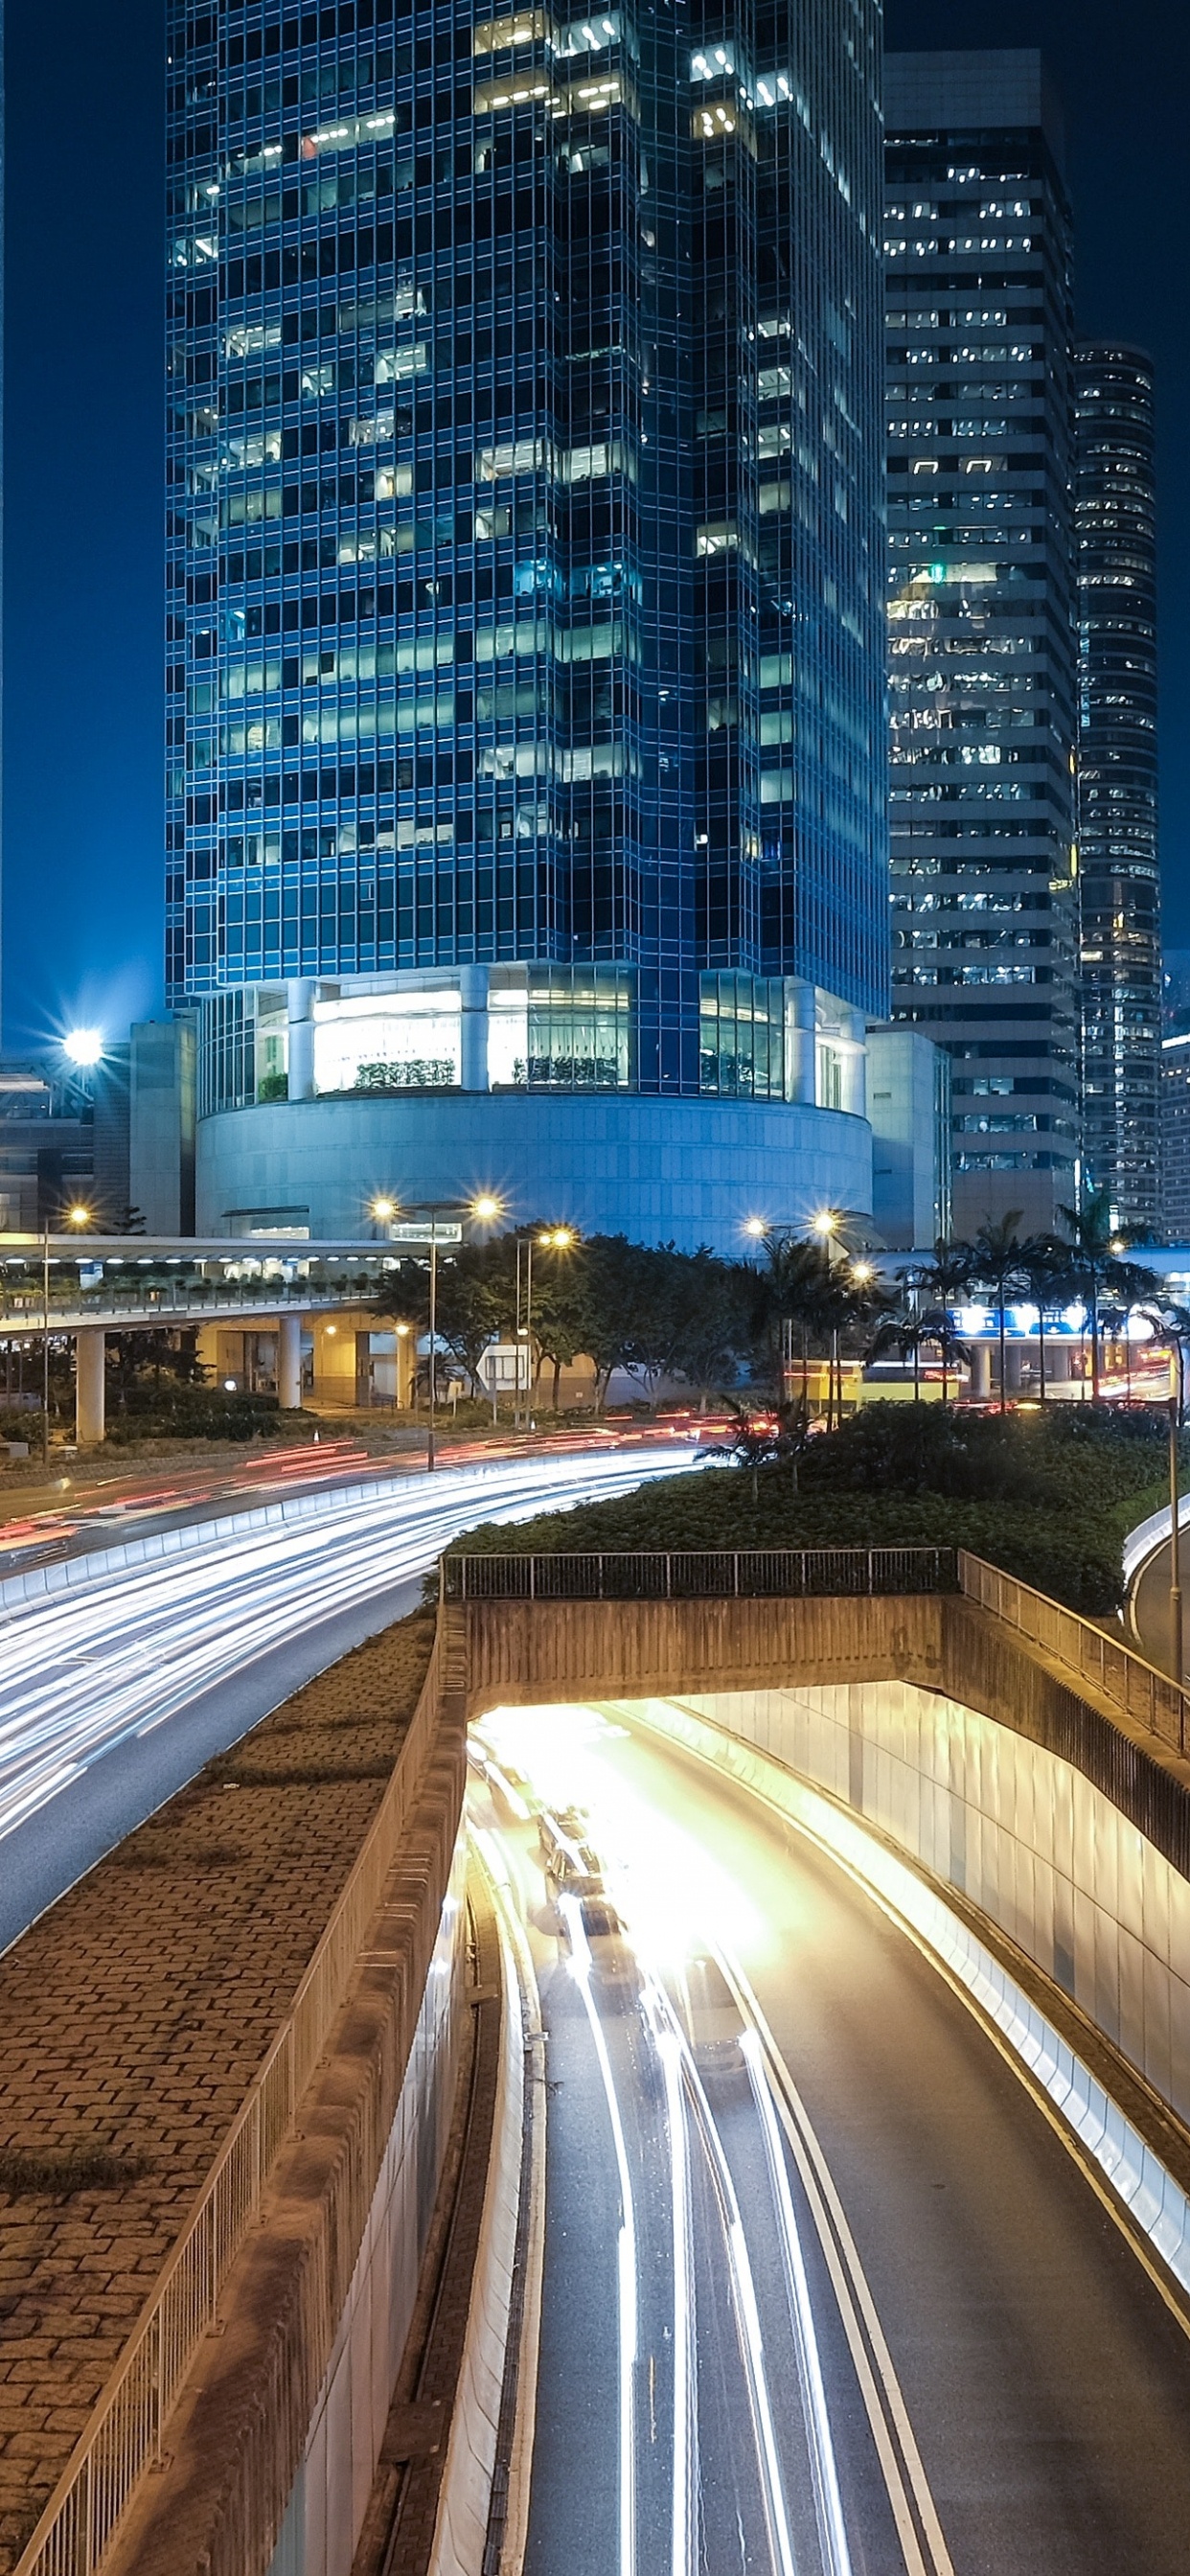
xmin=74 ymin=1326 xmax=105 ymax=1448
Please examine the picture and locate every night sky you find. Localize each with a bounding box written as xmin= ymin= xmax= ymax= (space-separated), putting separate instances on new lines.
xmin=1 ymin=1 xmax=1185 ymax=1047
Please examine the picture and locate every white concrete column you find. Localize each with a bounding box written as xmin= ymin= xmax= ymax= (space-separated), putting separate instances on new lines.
xmin=459 ymin=965 xmax=490 ymax=1092
xmin=784 ymin=981 xmax=815 ymax=1103
xmin=75 ymin=1329 xmax=106 ymax=1449
xmin=969 ymin=1341 xmax=993 ymax=1402
xmin=279 ymin=1311 xmax=304 ymax=1411
xmin=840 ymin=1008 xmax=867 ymax=1118
xmin=286 ymin=978 xmax=316 ymax=1101
xmin=1004 ymin=1343 xmax=1025 ymax=1395
xmin=1045 ymin=1341 xmax=1071 ymax=1385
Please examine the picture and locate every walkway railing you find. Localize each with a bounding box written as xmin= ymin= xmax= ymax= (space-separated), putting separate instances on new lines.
xmin=957 ymin=1552 xmax=1188 ymax=1757
xmin=444 ymin=1545 xmax=957 ymax=1601
xmin=13 ymin=1626 xmax=444 ymax=2576
xmin=447 ymin=1544 xmax=1190 ymax=1757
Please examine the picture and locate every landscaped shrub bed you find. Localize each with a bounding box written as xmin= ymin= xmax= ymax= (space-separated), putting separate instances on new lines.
xmin=456 ymin=1406 xmax=1179 ymax=1617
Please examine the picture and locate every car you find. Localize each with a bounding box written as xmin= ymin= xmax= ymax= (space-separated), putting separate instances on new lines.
xmin=539 ymin=1808 xmax=606 ymax=1900
xmin=537 ymin=1804 xmax=589 ymax=1862
xmin=558 ymin=1896 xmax=643 ymax=2004
xmin=671 ymin=1953 xmax=747 ymax=2086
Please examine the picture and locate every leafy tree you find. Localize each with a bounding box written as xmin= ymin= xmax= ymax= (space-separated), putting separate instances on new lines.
xmin=423 ymin=1245 xmax=504 ymax=1399
xmin=574 ymin=1235 xmax=651 ymax=1411
xmin=527 ymin=1239 xmax=589 ymax=1410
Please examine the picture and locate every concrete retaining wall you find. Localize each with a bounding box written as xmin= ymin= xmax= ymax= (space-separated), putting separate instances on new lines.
xmin=105 ymin=1651 xmax=469 ymax=2576
xmin=627 ymin=1695 xmax=1190 ymax=2301
xmin=265 ymin=1839 xmax=467 ymax=2576
xmin=639 ymin=1674 xmax=1190 ymax=2130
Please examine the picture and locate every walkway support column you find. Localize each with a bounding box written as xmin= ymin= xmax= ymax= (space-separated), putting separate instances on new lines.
xmin=75 ymin=1330 xmax=106 ymax=1449
xmin=278 ymin=1311 xmax=304 ymax=1412
xmin=970 ymin=1342 xmax=993 ymax=1403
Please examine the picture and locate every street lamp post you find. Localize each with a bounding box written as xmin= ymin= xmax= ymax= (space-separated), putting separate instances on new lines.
xmin=377 ymin=1192 xmax=503 ymax=1470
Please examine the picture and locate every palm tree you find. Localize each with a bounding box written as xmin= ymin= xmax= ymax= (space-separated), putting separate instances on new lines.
xmin=1139 ymin=1304 xmax=1190 ymax=1425
xmin=920 ymin=1306 xmax=972 ymax=1408
xmin=762 ymin=1235 xmax=835 ymax=1401
xmin=1018 ymin=1232 xmax=1067 ymax=1402
xmin=915 ymin=1237 xmax=977 ymax=1311
xmin=712 ymin=1395 xmax=813 ymax=1503
xmin=1057 ymin=1188 xmax=1118 ymax=1403
xmin=972 ymin=1212 xmax=1026 ymax=1413
xmin=1058 ymin=1190 xmax=1158 ymax=1404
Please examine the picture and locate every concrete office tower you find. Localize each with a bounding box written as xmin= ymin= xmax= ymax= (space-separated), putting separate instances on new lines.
xmin=1074 ymin=345 xmax=1160 ymax=1239
xmin=166 ymin=0 xmax=888 ymax=1249
xmin=884 ymin=51 xmax=1079 ymax=1237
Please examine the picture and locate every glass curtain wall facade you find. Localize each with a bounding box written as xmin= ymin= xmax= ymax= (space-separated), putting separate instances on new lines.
xmin=884 ymin=51 xmax=1079 ymax=1237
xmin=1074 ymin=343 xmax=1159 ymax=1237
xmin=165 ymin=0 xmax=887 ymax=1162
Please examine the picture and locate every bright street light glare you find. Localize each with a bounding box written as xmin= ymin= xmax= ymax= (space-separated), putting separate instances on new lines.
xmin=369 ymin=1195 xmax=398 ymax=1223
xmin=63 ymin=1029 xmax=103 ymax=1067
xmin=65 ymin=1205 xmax=94 ymax=1230
xmin=539 ymin=1226 xmax=576 ymax=1250
xmin=812 ymin=1209 xmax=839 ymax=1239
xmin=851 ymin=1259 xmax=875 ymax=1284
xmin=743 ymin=1217 xmax=768 ymax=1240
xmin=471 ymin=1193 xmax=503 ymax=1223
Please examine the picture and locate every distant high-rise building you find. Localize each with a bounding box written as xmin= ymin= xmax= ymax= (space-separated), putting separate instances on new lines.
xmin=166 ymin=0 xmax=889 ymax=1250
xmin=1160 ymin=954 xmax=1190 ymax=1246
xmin=884 ymin=50 xmax=1080 ymax=1238
xmin=1074 ymin=344 xmax=1160 ymax=1238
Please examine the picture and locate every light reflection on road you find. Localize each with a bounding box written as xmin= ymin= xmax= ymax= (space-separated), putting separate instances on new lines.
xmin=472 ymin=1703 xmax=881 ymax=2576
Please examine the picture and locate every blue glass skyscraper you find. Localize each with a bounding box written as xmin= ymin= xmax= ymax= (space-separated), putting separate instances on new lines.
xmin=167 ymin=0 xmax=888 ymax=1246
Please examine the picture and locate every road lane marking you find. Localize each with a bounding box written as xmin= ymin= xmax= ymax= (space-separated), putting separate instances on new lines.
xmin=744 ymin=2033 xmax=853 ymax=2576
xmin=659 ymin=2032 xmax=698 ymax=2576
xmin=657 ymin=1993 xmax=798 ymax=2576
xmin=721 ymin=1952 xmax=955 ymax=2576
xmin=563 ymin=1897 xmax=638 ymax=2576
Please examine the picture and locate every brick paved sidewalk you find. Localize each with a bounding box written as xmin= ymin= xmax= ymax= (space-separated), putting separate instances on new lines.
xmin=0 ymin=1606 xmax=435 ymax=2573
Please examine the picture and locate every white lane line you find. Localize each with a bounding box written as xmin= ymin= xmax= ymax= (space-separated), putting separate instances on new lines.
xmin=658 ymin=2032 xmax=697 ymax=2576
xmin=652 ymin=1990 xmax=797 ymax=2576
xmin=743 ymin=2031 xmax=853 ymax=2576
xmin=722 ymin=1953 xmax=955 ymax=2576
xmin=562 ymin=1898 xmax=638 ymax=2576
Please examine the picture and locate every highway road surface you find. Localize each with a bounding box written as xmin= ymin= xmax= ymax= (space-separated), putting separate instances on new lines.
xmin=0 ymin=1446 xmax=697 ymax=1952
xmin=473 ymin=1702 xmax=1190 ymax=2576
xmin=1129 ymin=1526 xmax=1186 ymax=1682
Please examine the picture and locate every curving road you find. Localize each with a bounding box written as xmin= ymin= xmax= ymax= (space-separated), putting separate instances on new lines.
xmin=474 ymin=1703 xmax=1190 ymax=2576
xmin=1130 ymin=1528 xmax=1187 ymax=1682
xmin=0 ymin=1447 xmax=697 ymax=1952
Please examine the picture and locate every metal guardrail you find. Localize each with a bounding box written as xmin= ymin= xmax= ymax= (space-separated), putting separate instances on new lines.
xmin=445 ymin=1545 xmax=958 ymax=1601
xmin=13 ymin=1629 xmax=442 ymax=2576
xmin=957 ymin=1551 xmax=1188 ymax=1757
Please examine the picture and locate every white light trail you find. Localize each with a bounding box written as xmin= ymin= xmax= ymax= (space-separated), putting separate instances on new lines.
xmin=744 ymin=2029 xmax=853 ymax=2576
xmin=652 ymin=1987 xmax=797 ymax=2576
xmin=0 ymin=1451 xmax=695 ymax=1868
xmin=659 ymin=2031 xmax=698 ymax=2576
xmin=563 ymin=1894 xmax=638 ymax=2576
